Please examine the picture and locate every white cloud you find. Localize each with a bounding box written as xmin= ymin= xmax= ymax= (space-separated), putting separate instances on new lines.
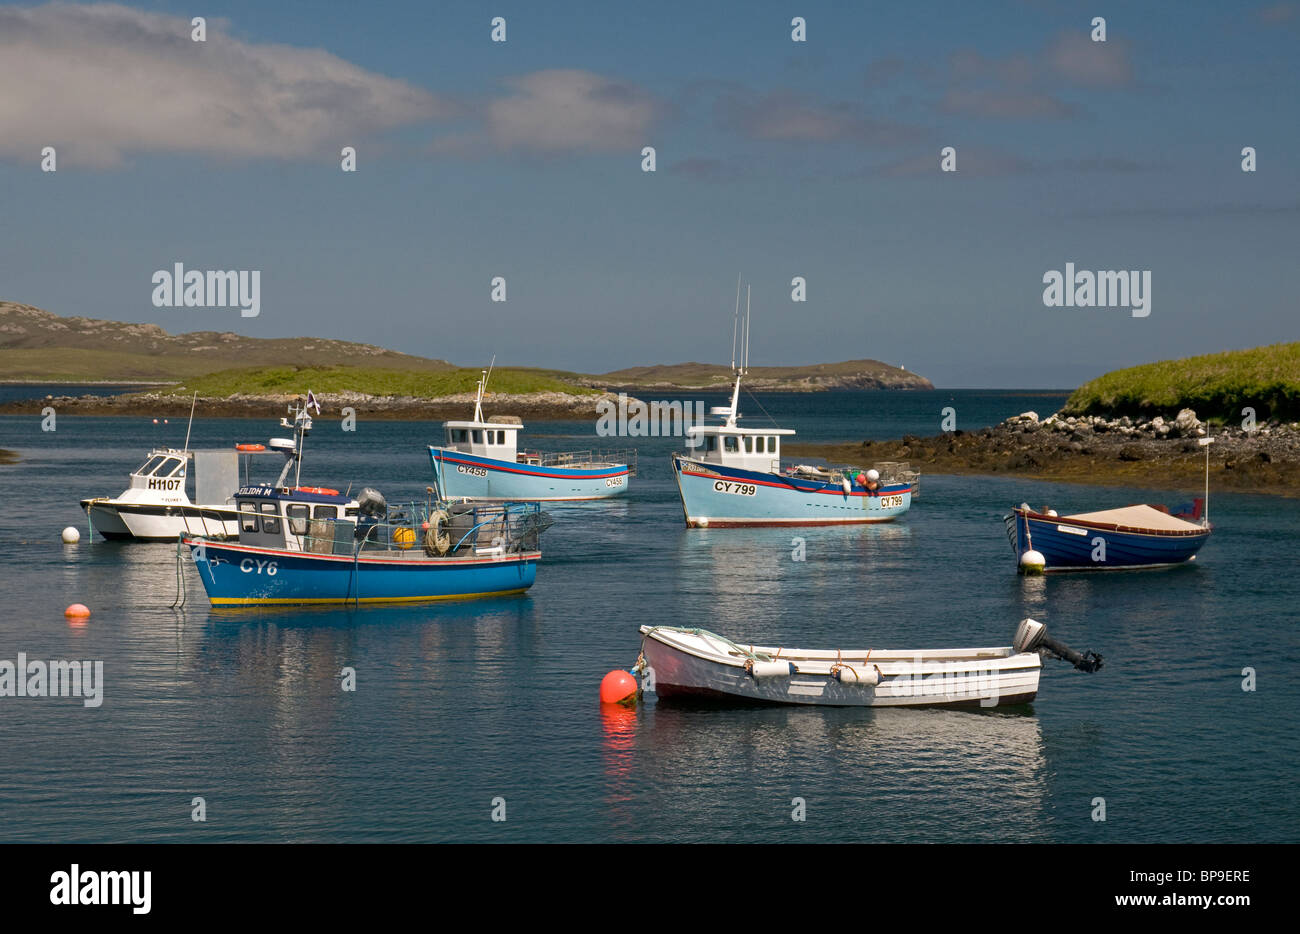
xmin=1046 ymin=34 xmax=1134 ymax=88
xmin=484 ymin=70 xmax=660 ymax=152
xmin=0 ymin=2 xmax=448 ymax=166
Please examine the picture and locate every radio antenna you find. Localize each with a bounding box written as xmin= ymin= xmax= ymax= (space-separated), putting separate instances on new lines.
xmin=743 ymin=285 xmax=751 ymax=372
xmin=731 ymin=274 xmax=741 ymax=371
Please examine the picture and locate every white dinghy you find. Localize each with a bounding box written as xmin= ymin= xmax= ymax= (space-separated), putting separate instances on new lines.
xmin=635 ymin=619 xmax=1101 ymax=708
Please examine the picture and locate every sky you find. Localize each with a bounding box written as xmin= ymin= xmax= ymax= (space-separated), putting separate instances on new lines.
xmin=0 ymin=0 xmax=1297 ymax=388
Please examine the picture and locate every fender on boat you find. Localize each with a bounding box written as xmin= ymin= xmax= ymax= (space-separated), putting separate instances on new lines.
xmin=747 ymin=660 xmax=796 ymax=679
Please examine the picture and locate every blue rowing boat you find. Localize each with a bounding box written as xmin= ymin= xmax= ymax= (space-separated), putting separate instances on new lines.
xmin=1004 ymin=502 xmax=1211 ymax=572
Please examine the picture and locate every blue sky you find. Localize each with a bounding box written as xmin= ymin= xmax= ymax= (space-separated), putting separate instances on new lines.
xmin=1 ymin=0 xmax=1297 ymax=387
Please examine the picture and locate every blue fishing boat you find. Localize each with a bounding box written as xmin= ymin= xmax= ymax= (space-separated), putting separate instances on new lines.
xmin=181 ymin=399 xmax=549 ymax=606
xmin=1004 ymin=436 xmax=1215 ymax=572
xmin=428 ymin=365 xmax=635 ymax=501
xmin=670 ymin=285 xmax=917 ymax=527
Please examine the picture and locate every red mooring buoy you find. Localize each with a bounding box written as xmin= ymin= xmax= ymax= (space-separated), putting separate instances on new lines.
xmin=65 ymin=604 xmax=91 ymax=619
xmin=600 ymin=670 xmax=638 ymax=706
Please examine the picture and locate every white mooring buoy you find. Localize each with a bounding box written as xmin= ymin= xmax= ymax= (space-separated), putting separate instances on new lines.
xmin=1019 ymin=549 xmax=1046 ymax=574
xmin=61 ymin=526 xmax=81 ymax=544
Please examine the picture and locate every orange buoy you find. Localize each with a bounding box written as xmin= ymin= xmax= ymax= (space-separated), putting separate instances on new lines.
xmin=65 ymin=604 xmax=91 ymax=619
xmin=600 ymin=670 xmax=638 ymax=706
xmin=855 ymin=472 xmax=868 ymax=487
xmin=236 ymin=443 xmax=266 ymax=452
xmin=295 ymin=486 xmax=340 ymax=496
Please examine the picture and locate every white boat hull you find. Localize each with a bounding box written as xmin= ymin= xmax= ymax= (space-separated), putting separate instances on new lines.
xmin=639 ymin=626 xmax=1041 ymax=708
xmin=82 ymin=499 xmax=241 ymax=541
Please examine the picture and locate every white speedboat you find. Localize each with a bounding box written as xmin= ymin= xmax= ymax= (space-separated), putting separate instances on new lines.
xmin=634 ymin=619 xmax=1101 ymax=708
xmin=80 ymin=447 xmax=244 ymax=541
xmin=81 ymin=398 xmax=350 ymax=541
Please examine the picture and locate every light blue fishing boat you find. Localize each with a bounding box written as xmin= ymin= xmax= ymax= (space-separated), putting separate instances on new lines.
xmin=670 ymin=285 xmax=918 ymax=527
xmin=428 ymin=365 xmax=635 ymax=501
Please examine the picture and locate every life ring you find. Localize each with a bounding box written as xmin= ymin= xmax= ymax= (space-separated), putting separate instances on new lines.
xmin=295 ymin=486 xmax=340 ymax=496
xmin=424 ymin=509 xmax=451 ymax=556
xmin=235 ymin=443 xmax=266 ymax=452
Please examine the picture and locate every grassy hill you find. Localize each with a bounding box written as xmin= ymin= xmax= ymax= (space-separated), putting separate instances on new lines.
xmin=178 ymin=365 xmax=599 ymax=398
xmin=1063 ymin=342 xmax=1300 ymax=421
xmin=0 ymin=301 xmax=455 ymax=380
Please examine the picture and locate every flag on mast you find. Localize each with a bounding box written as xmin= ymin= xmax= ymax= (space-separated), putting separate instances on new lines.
xmin=306 ymin=390 xmax=321 ymax=415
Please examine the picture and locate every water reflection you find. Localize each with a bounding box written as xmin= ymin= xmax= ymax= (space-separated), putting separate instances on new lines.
xmin=613 ymin=702 xmax=1048 ymax=842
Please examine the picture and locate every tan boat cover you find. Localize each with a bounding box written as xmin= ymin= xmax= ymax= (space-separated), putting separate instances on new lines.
xmin=1061 ymin=504 xmax=1203 ymax=531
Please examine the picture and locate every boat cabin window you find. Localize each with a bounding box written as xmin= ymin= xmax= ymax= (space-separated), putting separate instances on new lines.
xmin=138 ymin=455 xmax=167 ymax=475
xmin=259 ymin=501 xmax=281 ymax=535
xmin=161 ymin=457 xmax=186 ymax=476
xmin=724 ymin=436 xmax=738 ymax=453
xmin=472 ymin=429 xmax=483 ymax=444
xmin=449 ymin=428 xmax=469 ymax=444
xmin=345 ymin=507 xmax=359 ymax=518
xmin=705 ymin=436 xmax=717 ymax=452
xmin=285 ymin=504 xmax=310 ymax=535
xmin=313 ymin=505 xmax=337 ymax=520
xmin=239 ymin=502 xmax=258 ymax=533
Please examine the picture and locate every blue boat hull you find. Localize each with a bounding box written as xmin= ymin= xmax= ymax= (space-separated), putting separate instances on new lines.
xmin=429 ymin=447 xmax=630 ymax=501
xmin=671 ymin=455 xmax=913 ymax=527
xmin=185 ymin=538 xmax=539 ymax=605
xmin=1004 ymin=510 xmax=1210 ymax=571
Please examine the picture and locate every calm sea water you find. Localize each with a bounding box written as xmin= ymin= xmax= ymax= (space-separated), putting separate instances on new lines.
xmin=0 ymin=390 xmax=1296 ymax=843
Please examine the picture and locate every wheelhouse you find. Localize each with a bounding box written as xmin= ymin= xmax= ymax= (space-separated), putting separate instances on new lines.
xmin=442 ymin=419 xmax=520 ymax=462
xmin=685 ymin=426 xmax=795 ymax=472
xmin=234 ymin=486 xmax=359 ymax=551
xmin=129 ymin=449 xmax=189 ymax=493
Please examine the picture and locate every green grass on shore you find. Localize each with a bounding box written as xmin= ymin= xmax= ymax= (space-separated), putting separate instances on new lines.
xmin=1063 ymin=342 xmax=1300 ymax=420
xmin=171 ymin=365 xmax=600 ymax=399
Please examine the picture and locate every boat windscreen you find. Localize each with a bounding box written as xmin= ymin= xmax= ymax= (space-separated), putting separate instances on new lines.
xmin=137 ymin=455 xmax=168 ymax=476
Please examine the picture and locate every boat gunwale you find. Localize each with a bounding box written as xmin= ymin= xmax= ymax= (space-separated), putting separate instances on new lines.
xmin=1012 ymin=507 xmax=1210 ymax=539
xmin=183 ymin=536 xmax=541 ymax=567
xmin=640 ymin=626 xmax=1030 ymax=673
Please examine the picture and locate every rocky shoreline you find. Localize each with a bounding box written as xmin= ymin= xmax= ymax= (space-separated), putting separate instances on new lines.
xmin=788 ymin=408 xmax=1300 ymax=497
xmin=0 ymin=389 xmax=626 ymax=422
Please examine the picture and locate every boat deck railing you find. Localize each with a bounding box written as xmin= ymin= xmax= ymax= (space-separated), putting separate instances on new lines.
xmin=785 ymin=460 xmax=920 ymax=487
xmin=517 ymin=448 xmax=638 ymax=474
xmin=294 ymin=501 xmax=550 ymax=559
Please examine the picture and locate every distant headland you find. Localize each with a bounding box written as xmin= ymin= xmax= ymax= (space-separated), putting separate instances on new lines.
xmin=0 ymin=301 xmax=931 ymax=419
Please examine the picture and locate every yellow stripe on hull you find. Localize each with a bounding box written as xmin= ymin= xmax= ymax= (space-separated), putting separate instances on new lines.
xmin=208 ymin=587 xmax=529 ymax=606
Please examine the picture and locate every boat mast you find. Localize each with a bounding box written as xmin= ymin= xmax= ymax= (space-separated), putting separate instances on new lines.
xmin=182 ymin=391 xmax=197 ymax=454
xmin=294 ymin=400 xmax=311 ymax=489
xmin=726 ymin=285 xmax=749 ymax=430
xmin=1200 ymin=430 xmax=1214 ymax=527
xmin=473 ymin=354 xmax=496 ymax=423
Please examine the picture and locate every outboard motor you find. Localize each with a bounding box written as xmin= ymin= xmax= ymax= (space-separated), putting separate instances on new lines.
xmin=1014 ymin=618 xmax=1103 ymax=673
xmin=356 ymin=487 xmax=387 ymax=518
